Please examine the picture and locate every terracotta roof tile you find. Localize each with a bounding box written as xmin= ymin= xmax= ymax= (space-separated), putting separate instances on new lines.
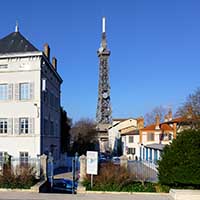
xmin=141 ymin=124 xmax=173 ymax=131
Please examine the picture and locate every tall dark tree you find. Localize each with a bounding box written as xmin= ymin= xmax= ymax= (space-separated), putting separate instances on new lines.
xmin=70 ymin=118 xmax=98 ymax=155
xmin=158 ymin=129 xmax=200 ymax=187
xmin=60 ymin=107 xmax=72 ymax=153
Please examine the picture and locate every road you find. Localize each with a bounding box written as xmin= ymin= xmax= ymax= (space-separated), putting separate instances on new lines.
xmin=0 ymin=192 xmax=172 ymax=200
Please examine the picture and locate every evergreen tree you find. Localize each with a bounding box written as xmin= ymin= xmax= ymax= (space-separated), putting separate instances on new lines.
xmin=158 ymin=129 xmax=200 ymax=187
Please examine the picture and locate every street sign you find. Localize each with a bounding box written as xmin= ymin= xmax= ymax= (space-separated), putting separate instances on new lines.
xmin=86 ymin=151 xmax=98 ymax=175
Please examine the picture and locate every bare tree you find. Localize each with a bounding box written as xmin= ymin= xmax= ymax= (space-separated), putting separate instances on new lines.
xmin=70 ymin=118 xmax=98 ymax=155
xmin=176 ymin=88 xmax=200 ymax=118
xmin=145 ymin=105 xmax=168 ymax=125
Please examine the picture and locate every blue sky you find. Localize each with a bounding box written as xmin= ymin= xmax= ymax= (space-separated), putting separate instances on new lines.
xmin=1 ymin=0 xmax=200 ymax=122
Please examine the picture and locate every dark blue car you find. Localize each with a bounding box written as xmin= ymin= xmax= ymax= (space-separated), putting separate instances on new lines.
xmin=52 ymin=178 xmax=78 ymax=193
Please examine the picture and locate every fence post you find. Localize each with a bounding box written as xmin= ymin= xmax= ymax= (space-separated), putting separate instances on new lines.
xmin=120 ymin=155 xmax=128 ymax=169
xmin=40 ymin=154 xmax=47 ymax=180
xmin=79 ymin=155 xmax=86 ymax=182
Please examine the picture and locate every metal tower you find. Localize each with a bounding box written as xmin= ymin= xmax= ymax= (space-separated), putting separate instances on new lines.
xmin=96 ymin=17 xmax=112 ymax=125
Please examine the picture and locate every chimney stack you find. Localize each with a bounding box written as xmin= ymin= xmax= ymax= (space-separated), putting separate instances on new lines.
xmin=155 ymin=114 xmax=160 ymax=130
xmin=186 ymin=105 xmax=193 ymax=119
xmin=168 ymin=110 xmax=172 ymax=121
xmin=52 ymin=57 xmax=57 ymax=71
xmin=164 ymin=114 xmax=169 ymax=122
xmin=43 ymin=43 xmax=50 ymax=60
xmin=137 ymin=117 xmax=144 ymax=129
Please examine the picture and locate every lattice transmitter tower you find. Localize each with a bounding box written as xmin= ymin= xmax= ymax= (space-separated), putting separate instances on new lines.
xmin=96 ymin=17 xmax=112 ymax=125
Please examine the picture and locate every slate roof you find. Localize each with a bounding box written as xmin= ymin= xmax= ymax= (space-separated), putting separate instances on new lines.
xmin=0 ymin=31 xmax=39 ymax=54
xmin=120 ymin=129 xmax=139 ymax=136
xmin=145 ymin=143 xmax=166 ymax=151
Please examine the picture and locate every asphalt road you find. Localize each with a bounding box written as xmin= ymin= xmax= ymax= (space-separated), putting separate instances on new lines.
xmin=0 ymin=192 xmax=172 ymax=200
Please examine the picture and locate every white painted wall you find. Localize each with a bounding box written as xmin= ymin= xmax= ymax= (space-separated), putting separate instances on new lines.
xmin=0 ymin=52 xmax=62 ymax=163
xmin=108 ymin=118 xmax=137 ymax=153
xmin=122 ymin=134 xmax=140 ymax=159
xmin=0 ymin=55 xmax=41 ymax=158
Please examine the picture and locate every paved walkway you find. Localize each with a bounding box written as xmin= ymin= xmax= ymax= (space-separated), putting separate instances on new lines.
xmin=0 ymin=191 xmax=172 ymax=200
xmin=128 ymin=161 xmax=158 ymax=182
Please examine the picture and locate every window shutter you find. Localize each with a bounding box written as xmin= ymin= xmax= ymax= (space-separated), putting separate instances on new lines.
xmin=15 ymin=84 xmax=19 ymax=100
xmin=8 ymin=118 xmax=13 ymax=134
xmin=30 ymin=82 xmax=34 ymax=100
xmin=14 ymin=118 xmax=19 ymax=134
xmin=8 ymin=84 xmax=13 ymax=100
xmin=29 ymin=118 xmax=35 ymax=134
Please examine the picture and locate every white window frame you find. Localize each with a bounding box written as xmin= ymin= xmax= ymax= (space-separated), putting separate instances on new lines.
xmin=0 ymin=118 xmax=8 ymax=134
xmin=20 ymin=83 xmax=30 ymax=100
xmin=0 ymin=84 xmax=8 ymax=100
xmin=147 ymin=132 xmax=155 ymax=141
xmin=128 ymin=136 xmax=134 ymax=143
xmin=20 ymin=118 xmax=29 ymax=134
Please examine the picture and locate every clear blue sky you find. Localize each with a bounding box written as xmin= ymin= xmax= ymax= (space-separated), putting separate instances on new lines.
xmin=1 ymin=0 xmax=200 ymax=122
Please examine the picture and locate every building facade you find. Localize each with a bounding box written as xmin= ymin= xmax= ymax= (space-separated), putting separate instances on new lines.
xmin=0 ymin=27 xmax=62 ymax=167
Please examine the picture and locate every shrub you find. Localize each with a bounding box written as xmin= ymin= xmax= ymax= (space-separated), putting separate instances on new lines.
xmin=158 ymin=129 xmax=200 ymax=188
xmin=82 ymin=162 xmax=157 ymax=192
xmin=0 ymin=164 xmax=37 ymax=189
xmin=83 ymin=162 xmax=135 ymax=190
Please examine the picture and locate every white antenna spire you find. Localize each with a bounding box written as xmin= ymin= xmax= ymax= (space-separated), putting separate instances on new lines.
xmin=15 ymin=21 xmax=19 ymax=32
xmin=102 ymin=17 xmax=106 ymax=33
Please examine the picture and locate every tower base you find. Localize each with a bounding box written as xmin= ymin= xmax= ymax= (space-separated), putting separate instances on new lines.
xmin=96 ymin=123 xmax=110 ymax=153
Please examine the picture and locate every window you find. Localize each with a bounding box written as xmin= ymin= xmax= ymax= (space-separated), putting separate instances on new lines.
xmin=50 ymin=121 xmax=54 ymax=135
xmin=128 ymin=148 xmax=135 ymax=155
xmin=163 ymin=133 xmax=169 ymax=141
xmin=20 ymin=83 xmax=30 ymax=100
xmin=20 ymin=152 xmax=28 ymax=165
xmin=44 ymin=119 xmax=48 ymax=135
xmin=147 ymin=133 xmax=154 ymax=141
xmin=0 ymin=84 xmax=8 ymax=100
xmin=128 ymin=136 xmax=134 ymax=143
xmin=0 ymin=64 xmax=8 ymax=69
xmin=0 ymin=119 xmax=8 ymax=134
xmin=20 ymin=118 xmax=29 ymax=134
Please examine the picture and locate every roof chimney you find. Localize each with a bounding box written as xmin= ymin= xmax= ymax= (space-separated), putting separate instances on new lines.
xmin=52 ymin=57 xmax=57 ymax=70
xmin=164 ymin=114 xmax=169 ymax=122
xmin=43 ymin=43 xmax=50 ymax=60
xmin=168 ymin=110 xmax=172 ymax=121
xmin=137 ymin=117 xmax=144 ymax=129
xmin=155 ymin=115 xmax=160 ymax=130
xmin=187 ymin=105 xmax=193 ymax=119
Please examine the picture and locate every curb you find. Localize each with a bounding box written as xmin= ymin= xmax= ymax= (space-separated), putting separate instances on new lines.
xmin=78 ymin=190 xmax=169 ymax=195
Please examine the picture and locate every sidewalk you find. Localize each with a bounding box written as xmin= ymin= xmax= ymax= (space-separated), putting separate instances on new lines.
xmin=0 ymin=191 xmax=172 ymax=200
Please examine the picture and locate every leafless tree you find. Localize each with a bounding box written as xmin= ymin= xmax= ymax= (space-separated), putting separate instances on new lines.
xmin=145 ymin=105 xmax=168 ymax=125
xmin=70 ymin=118 xmax=98 ymax=155
xmin=176 ymin=88 xmax=200 ymax=118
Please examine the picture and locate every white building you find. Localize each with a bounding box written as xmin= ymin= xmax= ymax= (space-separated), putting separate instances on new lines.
xmin=0 ymin=26 xmax=62 ymax=167
xmin=108 ymin=118 xmax=144 ymax=158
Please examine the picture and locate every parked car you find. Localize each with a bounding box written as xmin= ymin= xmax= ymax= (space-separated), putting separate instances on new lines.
xmin=52 ymin=178 xmax=78 ymax=193
xmin=112 ymin=156 xmax=120 ymax=165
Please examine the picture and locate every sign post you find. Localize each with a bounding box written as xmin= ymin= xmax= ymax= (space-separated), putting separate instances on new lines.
xmin=86 ymin=151 xmax=98 ymax=189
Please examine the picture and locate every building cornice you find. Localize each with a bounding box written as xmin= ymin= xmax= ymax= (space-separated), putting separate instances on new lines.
xmin=0 ymin=51 xmax=42 ymax=58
